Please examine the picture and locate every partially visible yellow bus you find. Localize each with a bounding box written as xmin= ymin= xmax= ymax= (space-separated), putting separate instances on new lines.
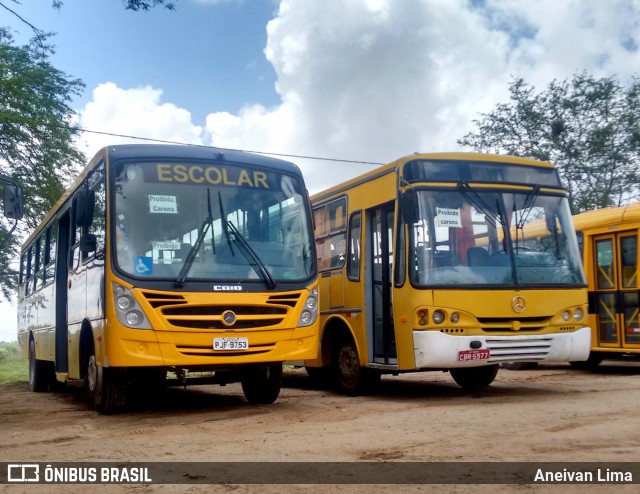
xmin=572 ymin=202 xmax=640 ymax=367
xmin=18 ymin=144 xmax=318 ymax=413
xmin=305 ymin=152 xmax=591 ymax=393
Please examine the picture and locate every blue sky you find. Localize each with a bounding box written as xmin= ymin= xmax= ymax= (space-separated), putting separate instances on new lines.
xmin=2 ymin=0 xmax=640 ymax=340
xmin=5 ymin=0 xmax=280 ymax=122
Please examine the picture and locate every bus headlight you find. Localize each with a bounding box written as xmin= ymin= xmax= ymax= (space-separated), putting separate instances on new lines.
xmin=112 ymin=283 xmax=152 ymax=330
xmin=562 ymin=310 xmax=571 ymax=321
xmin=432 ymin=310 xmax=445 ymax=324
xmin=574 ymin=308 xmax=584 ymax=321
xmin=298 ymin=287 xmax=318 ymax=327
xmin=450 ymin=312 xmax=460 ymax=324
xmin=116 ymin=294 xmax=134 ymax=311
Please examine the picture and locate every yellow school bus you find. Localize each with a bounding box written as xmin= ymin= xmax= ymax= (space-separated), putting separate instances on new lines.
xmin=305 ymin=152 xmax=590 ymax=393
xmin=18 ymin=144 xmax=318 ymax=413
xmin=571 ymin=203 xmax=640 ymax=366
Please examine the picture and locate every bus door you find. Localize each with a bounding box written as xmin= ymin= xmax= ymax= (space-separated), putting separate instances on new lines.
xmin=368 ymin=203 xmax=397 ymax=364
xmin=592 ymin=233 xmax=639 ymax=349
xmin=54 ymin=211 xmax=71 ymax=373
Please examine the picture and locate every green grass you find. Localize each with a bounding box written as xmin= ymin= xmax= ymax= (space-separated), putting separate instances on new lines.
xmin=0 ymin=342 xmax=28 ymax=384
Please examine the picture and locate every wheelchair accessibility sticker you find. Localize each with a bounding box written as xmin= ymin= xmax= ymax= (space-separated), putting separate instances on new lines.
xmin=134 ymin=256 xmax=153 ymax=275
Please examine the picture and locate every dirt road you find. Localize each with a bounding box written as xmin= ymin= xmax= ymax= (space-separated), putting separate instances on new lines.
xmin=2 ymin=362 xmax=640 ymax=493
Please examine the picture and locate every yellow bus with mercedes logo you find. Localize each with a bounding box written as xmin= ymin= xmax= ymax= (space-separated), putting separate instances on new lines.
xmin=17 ymin=144 xmax=318 ymax=413
xmin=304 ymin=152 xmax=591 ymax=393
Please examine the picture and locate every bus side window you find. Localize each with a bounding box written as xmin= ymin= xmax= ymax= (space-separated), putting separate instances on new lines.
xmin=314 ymin=198 xmax=347 ymax=270
xmin=25 ymin=246 xmax=33 ymax=296
xmin=70 ymin=197 xmax=81 ymax=271
xmin=90 ymin=181 xmax=106 ymax=256
xmin=44 ymin=221 xmax=57 ymax=285
xmin=34 ymin=235 xmax=44 ymax=291
xmin=347 ymin=211 xmax=361 ymax=281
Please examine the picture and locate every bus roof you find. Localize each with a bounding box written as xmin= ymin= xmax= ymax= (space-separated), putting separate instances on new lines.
xmin=22 ymin=144 xmax=303 ymax=249
xmin=311 ymin=152 xmax=557 ymax=203
xmin=572 ymin=202 xmax=640 ymax=231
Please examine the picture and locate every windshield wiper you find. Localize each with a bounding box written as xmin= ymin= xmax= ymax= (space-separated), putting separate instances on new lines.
xmin=457 ymin=181 xmax=502 ymax=225
xmin=217 ymin=191 xmax=276 ymax=290
xmin=227 ymin=220 xmax=277 ymax=290
xmin=174 ymin=189 xmax=216 ymax=288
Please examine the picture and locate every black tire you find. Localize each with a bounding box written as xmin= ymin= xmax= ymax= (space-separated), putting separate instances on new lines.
xmin=570 ymin=352 xmax=604 ymax=369
xmin=334 ymin=338 xmax=380 ymax=396
xmin=502 ymin=362 xmax=539 ymax=370
xmin=241 ymin=364 xmax=283 ymax=404
xmin=28 ymin=339 xmax=49 ymax=392
xmin=450 ymin=364 xmax=499 ymax=390
xmin=85 ymin=345 xmax=127 ymax=414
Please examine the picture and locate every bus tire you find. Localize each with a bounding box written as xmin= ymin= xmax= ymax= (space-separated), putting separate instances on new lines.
xmin=241 ymin=364 xmax=283 ymax=404
xmin=86 ymin=349 xmax=126 ymax=414
xmin=450 ymin=364 xmax=499 ymax=390
xmin=28 ymin=339 xmax=49 ymax=392
xmin=334 ymin=338 xmax=380 ymax=396
xmin=502 ymin=362 xmax=539 ymax=370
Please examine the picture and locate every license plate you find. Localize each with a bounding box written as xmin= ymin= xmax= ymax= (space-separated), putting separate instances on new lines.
xmin=213 ymin=337 xmax=249 ymax=351
xmin=458 ymin=349 xmax=490 ymax=362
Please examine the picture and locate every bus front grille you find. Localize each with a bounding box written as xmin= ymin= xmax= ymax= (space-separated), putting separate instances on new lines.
xmin=477 ymin=316 xmax=551 ymax=333
xmin=485 ymin=336 xmax=554 ymax=362
xmin=139 ymin=290 xmax=301 ymax=330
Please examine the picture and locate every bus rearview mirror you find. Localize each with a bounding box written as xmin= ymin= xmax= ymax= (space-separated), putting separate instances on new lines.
xmin=3 ymin=184 xmax=24 ymax=220
xmin=401 ymin=190 xmax=418 ymax=224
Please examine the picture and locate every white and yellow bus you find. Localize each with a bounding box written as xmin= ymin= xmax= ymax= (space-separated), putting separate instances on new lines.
xmin=18 ymin=144 xmax=318 ymax=413
xmin=305 ymin=152 xmax=591 ymax=393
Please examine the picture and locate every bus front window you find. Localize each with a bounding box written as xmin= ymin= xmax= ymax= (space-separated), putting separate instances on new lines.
xmin=113 ymin=161 xmax=314 ymax=283
xmin=408 ymin=188 xmax=585 ymax=287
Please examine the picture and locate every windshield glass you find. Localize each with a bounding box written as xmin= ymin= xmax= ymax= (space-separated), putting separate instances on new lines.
xmin=113 ymin=161 xmax=314 ymax=283
xmin=407 ymin=188 xmax=585 ymax=287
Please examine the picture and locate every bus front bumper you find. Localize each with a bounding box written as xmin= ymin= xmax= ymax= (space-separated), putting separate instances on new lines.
xmin=413 ymin=327 xmax=591 ymax=369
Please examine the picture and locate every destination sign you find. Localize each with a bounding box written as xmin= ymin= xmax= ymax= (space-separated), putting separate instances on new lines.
xmin=142 ymin=163 xmax=274 ymax=189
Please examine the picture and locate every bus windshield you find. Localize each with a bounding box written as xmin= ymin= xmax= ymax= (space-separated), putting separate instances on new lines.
xmin=407 ymin=187 xmax=585 ymax=287
xmin=113 ymin=161 xmax=314 ymax=283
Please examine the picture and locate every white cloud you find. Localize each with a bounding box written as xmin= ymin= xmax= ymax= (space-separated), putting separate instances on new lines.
xmin=75 ymin=0 xmax=640 ymax=194
xmin=76 ymin=83 xmax=202 ymax=157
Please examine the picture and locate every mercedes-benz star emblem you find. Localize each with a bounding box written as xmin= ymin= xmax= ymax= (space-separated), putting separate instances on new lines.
xmin=511 ymin=296 xmax=526 ymax=313
xmin=221 ymin=310 xmax=237 ymax=327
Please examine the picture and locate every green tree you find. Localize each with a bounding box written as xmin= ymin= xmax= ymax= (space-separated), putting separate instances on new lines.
xmin=458 ymin=73 xmax=640 ymax=213
xmin=0 ymin=28 xmax=85 ymax=298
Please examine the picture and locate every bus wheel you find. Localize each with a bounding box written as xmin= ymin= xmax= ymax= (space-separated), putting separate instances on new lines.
xmin=502 ymin=362 xmax=539 ymax=370
xmin=28 ymin=339 xmax=49 ymax=392
xmin=450 ymin=364 xmax=499 ymax=390
xmin=241 ymin=364 xmax=283 ymax=404
xmin=86 ymin=351 xmax=126 ymax=414
xmin=334 ymin=339 xmax=380 ymax=396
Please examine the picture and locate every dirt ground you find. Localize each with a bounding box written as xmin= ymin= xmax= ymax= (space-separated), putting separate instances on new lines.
xmin=2 ymin=361 xmax=640 ymax=494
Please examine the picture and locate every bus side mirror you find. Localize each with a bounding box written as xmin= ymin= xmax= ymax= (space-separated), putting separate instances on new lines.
xmin=75 ymin=188 xmax=95 ymax=228
xmin=79 ymin=233 xmax=97 ymax=254
xmin=401 ymin=189 xmax=418 ymax=224
xmin=3 ymin=184 xmax=24 ymax=220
